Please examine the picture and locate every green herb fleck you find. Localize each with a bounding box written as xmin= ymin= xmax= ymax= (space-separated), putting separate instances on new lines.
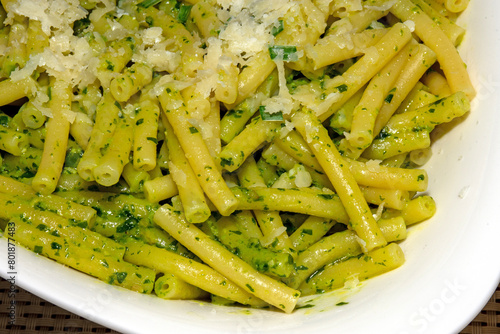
xmin=271 ymin=20 xmax=284 ymax=36
xmin=178 ymin=5 xmax=192 ymax=24
xmin=268 ymin=45 xmax=298 ymax=62
xmin=336 ymin=84 xmax=348 ymax=93
xmin=137 ymin=0 xmax=162 ymax=8
xmin=51 ymin=242 xmax=62 ymax=250
xmin=259 ymin=106 xmax=283 ymax=121
xmin=146 ymin=137 xmax=158 ymax=144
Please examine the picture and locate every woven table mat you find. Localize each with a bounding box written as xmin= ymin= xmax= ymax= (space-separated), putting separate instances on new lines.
xmin=1 ymin=277 xmax=499 ymax=333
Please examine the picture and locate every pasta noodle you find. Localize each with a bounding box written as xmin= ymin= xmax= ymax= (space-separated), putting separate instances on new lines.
xmin=0 ymin=0 xmax=474 ymax=313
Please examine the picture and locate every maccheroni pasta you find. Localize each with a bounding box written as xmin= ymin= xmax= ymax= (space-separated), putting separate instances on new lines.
xmin=0 ymin=0 xmax=473 ymax=313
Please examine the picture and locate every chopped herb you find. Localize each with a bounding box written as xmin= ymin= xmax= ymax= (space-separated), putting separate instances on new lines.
xmin=114 ymin=101 xmax=122 ymax=110
xmin=268 ymin=45 xmax=298 ymax=62
xmin=73 ymin=220 xmax=88 ymax=229
xmin=109 ymin=272 xmax=128 ymax=284
xmin=259 ymin=106 xmax=284 ymax=121
xmin=106 ymin=60 xmax=115 ymax=71
xmin=65 ymin=148 xmax=82 ymax=168
xmin=336 ymin=84 xmax=348 ymax=92
xmin=178 ymin=5 xmax=192 ymax=24
xmin=116 ymin=217 xmax=138 ymax=233
xmin=189 ymin=126 xmax=199 ymax=134
xmin=385 ymin=93 xmax=394 ymax=103
xmin=377 ymin=129 xmax=391 ymax=140
xmin=271 ymin=20 xmax=284 ymax=36
xmin=88 ymin=185 xmax=100 ymax=192
xmin=137 ymin=0 xmax=162 ymax=8
xmin=385 ymin=88 xmax=396 ymax=103
xmin=0 ymin=115 xmax=9 ymax=127
xmin=146 ymin=137 xmax=158 ymax=144
xmin=296 ymin=304 xmax=315 ymax=309
xmin=73 ymin=17 xmax=90 ymax=36
xmin=301 ymin=229 xmax=313 ymax=236
xmin=36 ymin=224 xmax=48 ymax=231
xmin=51 ymin=242 xmax=62 ymax=250
xmin=220 ymin=157 xmax=234 ymax=167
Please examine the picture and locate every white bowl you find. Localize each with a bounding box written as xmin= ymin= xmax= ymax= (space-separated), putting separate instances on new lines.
xmin=2 ymin=1 xmax=500 ymax=333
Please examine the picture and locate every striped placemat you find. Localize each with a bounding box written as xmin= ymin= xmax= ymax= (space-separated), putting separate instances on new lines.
xmin=1 ymin=278 xmax=498 ymax=333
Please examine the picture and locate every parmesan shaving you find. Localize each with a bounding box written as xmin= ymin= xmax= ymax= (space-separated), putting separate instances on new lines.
xmin=261 ymin=58 xmax=298 ymax=117
xmin=88 ymin=0 xmax=116 ymax=24
xmin=152 ymin=75 xmax=195 ymax=97
xmin=292 ymin=167 xmax=312 ymax=188
xmin=343 ymin=274 xmax=361 ymax=290
xmin=31 ymin=88 xmax=53 ymax=119
xmin=188 ymin=118 xmax=214 ymax=142
xmin=168 ymin=162 xmax=187 ymax=185
xmin=403 ymin=20 xmax=416 ymax=33
xmin=373 ymin=202 xmax=385 ymax=221
xmin=132 ymin=42 xmax=181 ymax=74
xmin=103 ymin=18 xmax=129 ymax=41
xmin=61 ymin=108 xmax=77 ymax=124
xmin=272 ymin=174 xmax=295 ymax=189
xmin=354 ymin=235 xmax=368 ymax=253
xmin=141 ymin=27 xmax=164 ymax=46
xmin=365 ymin=159 xmax=383 ymax=172
xmin=279 ymin=120 xmax=295 ymax=138
xmin=193 ymin=37 xmax=223 ymax=99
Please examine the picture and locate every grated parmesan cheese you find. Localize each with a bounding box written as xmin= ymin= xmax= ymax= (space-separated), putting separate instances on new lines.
xmin=188 ymin=118 xmax=214 ymax=142
xmin=103 ymin=18 xmax=130 ymax=41
xmin=216 ymin=0 xmax=295 ymax=65
xmin=343 ymin=274 xmax=361 ymax=290
xmin=6 ymin=0 xmax=87 ymax=35
xmin=354 ymin=235 xmax=368 ymax=253
xmin=141 ymin=27 xmax=164 ymax=46
xmin=372 ymin=201 xmax=385 ymax=221
xmin=403 ymin=20 xmax=416 ymax=32
xmin=168 ymin=162 xmax=187 ymax=185
xmin=279 ymin=120 xmax=295 ymax=138
xmin=291 ymin=165 xmax=312 ymax=188
xmin=88 ymin=0 xmax=115 ymax=24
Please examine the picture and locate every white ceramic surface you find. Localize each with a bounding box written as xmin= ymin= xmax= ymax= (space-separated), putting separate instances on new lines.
xmin=2 ymin=1 xmax=500 ymax=333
